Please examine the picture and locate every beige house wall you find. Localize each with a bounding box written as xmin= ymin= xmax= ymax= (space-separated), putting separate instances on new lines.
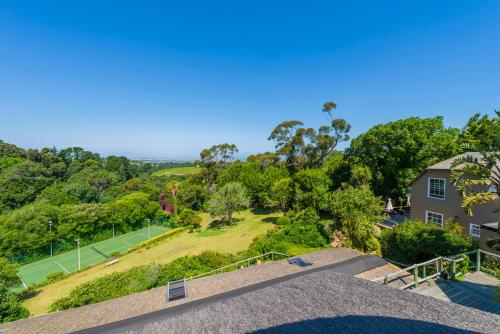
xmin=410 ymin=169 xmax=499 ymax=253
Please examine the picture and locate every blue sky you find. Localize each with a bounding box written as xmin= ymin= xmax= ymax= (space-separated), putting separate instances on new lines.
xmin=0 ymin=1 xmax=499 ymax=160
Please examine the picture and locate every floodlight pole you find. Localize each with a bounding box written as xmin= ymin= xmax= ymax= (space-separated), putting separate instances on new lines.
xmin=76 ymin=239 xmax=81 ymax=270
xmin=49 ymin=221 xmax=53 ymax=258
xmin=112 ymin=209 xmax=115 ymax=238
xmin=147 ymin=219 xmax=151 ymax=239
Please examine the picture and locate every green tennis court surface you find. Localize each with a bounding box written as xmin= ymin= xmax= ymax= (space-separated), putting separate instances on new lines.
xmin=17 ymin=225 xmax=170 ymax=288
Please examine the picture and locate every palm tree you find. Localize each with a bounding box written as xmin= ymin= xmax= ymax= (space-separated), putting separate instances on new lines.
xmin=451 ymin=151 xmax=499 ymax=216
xmin=165 ymin=181 xmax=181 ymax=215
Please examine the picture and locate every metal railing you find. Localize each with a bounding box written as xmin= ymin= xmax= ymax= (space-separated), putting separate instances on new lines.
xmin=373 ymin=249 xmax=500 ymax=290
xmin=185 ymin=252 xmax=290 ymax=282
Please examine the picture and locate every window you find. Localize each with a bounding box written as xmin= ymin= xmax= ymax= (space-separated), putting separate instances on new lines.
xmin=428 ymin=178 xmax=446 ymax=199
xmin=470 ymin=224 xmax=481 ymax=238
xmin=426 ymin=211 xmax=443 ymax=226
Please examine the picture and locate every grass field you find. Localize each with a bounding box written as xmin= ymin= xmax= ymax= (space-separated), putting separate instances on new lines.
xmin=18 ymin=225 xmax=169 ymax=288
xmin=23 ymin=209 xmax=279 ymax=315
xmin=153 ymin=166 xmax=200 ymax=177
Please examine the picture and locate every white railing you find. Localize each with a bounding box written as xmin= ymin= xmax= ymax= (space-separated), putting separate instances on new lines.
xmin=185 ymin=252 xmax=290 ymax=281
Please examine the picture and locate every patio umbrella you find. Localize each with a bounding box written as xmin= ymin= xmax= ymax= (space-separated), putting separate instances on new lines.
xmin=386 ymin=198 xmax=394 ymax=212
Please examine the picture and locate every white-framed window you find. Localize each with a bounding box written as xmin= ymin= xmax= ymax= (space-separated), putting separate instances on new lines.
xmin=469 ymin=224 xmax=481 ymax=238
xmin=426 ymin=211 xmax=444 ymax=226
xmin=428 ymin=177 xmax=446 ymax=199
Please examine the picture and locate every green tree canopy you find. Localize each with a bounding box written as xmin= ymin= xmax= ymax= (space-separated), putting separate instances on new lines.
xmin=293 ymin=169 xmax=332 ymax=212
xmin=0 ymin=258 xmax=19 ymax=287
xmin=0 ymin=285 xmax=29 ymax=324
xmin=268 ymin=102 xmax=350 ymax=171
xmin=207 ymin=182 xmax=250 ymax=223
xmin=329 ymin=186 xmax=385 ymax=252
xmin=346 ymin=116 xmax=461 ymax=198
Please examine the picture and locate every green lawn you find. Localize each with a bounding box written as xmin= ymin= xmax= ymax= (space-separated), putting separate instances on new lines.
xmin=153 ymin=166 xmax=200 ymax=177
xmin=23 ymin=209 xmax=280 ymax=315
xmin=17 ymin=226 xmax=169 ymax=287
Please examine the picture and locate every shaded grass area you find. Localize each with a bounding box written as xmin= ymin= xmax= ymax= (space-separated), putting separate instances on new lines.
xmin=153 ymin=166 xmax=200 ymax=177
xmin=23 ymin=209 xmax=280 ymax=315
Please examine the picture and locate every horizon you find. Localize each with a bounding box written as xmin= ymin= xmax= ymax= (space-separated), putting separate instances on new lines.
xmin=1 ymin=1 xmax=499 ymax=159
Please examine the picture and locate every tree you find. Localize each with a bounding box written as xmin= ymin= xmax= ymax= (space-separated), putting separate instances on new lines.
xmin=0 ymin=161 xmax=54 ymax=211
xmin=451 ymin=152 xmax=500 ymax=216
xmin=270 ymin=178 xmax=293 ymax=213
xmin=268 ymin=102 xmax=350 ymax=170
xmin=177 ymin=183 xmax=209 ymax=211
xmin=458 ymin=111 xmax=500 ymax=150
xmin=165 ymin=180 xmax=181 ymax=215
xmin=347 ymin=116 xmax=461 ymax=198
xmin=293 ymin=169 xmax=331 ymax=212
xmin=329 ymin=186 xmax=385 ymax=252
xmin=452 ymin=112 xmax=500 ymax=241
xmin=0 ymin=285 xmax=29 ymax=324
xmin=0 ymin=258 xmax=19 ymax=287
xmin=105 ymin=156 xmax=136 ymax=181
xmin=207 ymin=182 xmax=250 ymax=224
xmin=0 ymin=140 xmax=26 ymax=158
xmin=217 ymin=162 xmax=264 ymax=205
xmin=197 ymin=143 xmax=239 ymax=192
xmin=246 ymin=152 xmax=280 ymax=167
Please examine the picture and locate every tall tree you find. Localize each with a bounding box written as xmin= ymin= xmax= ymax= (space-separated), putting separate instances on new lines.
xmin=207 ymin=182 xmax=250 ymax=224
xmin=268 ymin=101 xmax=350 ymax=171
xmin=347 ymin=116 xmax=461 ymax=198
xmin=197 ymin=143 xmax=239 ymax=192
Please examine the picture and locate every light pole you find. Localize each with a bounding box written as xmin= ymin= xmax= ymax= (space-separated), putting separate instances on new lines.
xmin=112 ymin=208 xmax=115 ymax=238
xmin=147 ymin=218 xmax=151 ymax=239
xmin=75 ymin=239 xmax=81 ymax=270
xmin=49 ymin=221 xmax=53 ymax=258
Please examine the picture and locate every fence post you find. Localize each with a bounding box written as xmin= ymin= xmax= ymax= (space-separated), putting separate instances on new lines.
xmin=451 ymin=259 xmax=456 ymax=280
xmin=384 ymin=276 xmax=388 ymax=285
xmin=475 ymin=249 xmax=481 ymax=272
xmin=413 ymin=266 xmax=419 ymax=288
xmin=272 ymin=253 xmax=274 ymax=262
xmin=422 ymin=264 xmax=427 ymax=279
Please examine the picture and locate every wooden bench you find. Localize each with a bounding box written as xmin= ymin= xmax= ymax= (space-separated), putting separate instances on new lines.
xmin=106 ymin=259 xmax=119 ymax=266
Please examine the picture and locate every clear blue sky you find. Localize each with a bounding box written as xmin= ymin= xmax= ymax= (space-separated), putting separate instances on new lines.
xmin=0 ymin=1 xmax=499 ymax=160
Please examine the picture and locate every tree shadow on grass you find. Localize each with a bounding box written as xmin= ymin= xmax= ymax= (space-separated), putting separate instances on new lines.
xmin=251 ymin=207 xmax=275 ymax=215
xmin=261 ymin=217 xmax=278 ymax=224
xmin=208 ymin=218 xmax=242 ymax=229
xmin=250 ymin=316 xmax=479 ymax=334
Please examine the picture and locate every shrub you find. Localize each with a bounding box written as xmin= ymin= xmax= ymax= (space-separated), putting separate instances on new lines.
xmin=275 ymin=216 xmax=291 ymax=225
xmin=110 ymin=251 xmax=121 ymax=258
xmin=0 ymin=285 xmax=29 ymax=324
xmin=46 ymin=271 xmax=64 ymax=281
xmin=50 ymin=251 xmax=236 ymax=311
xmin=381 ymin=220 xmax=476 ymax=264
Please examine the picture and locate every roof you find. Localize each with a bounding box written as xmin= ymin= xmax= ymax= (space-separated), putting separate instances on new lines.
xmin=80 ymin=269 xmax=499 ymax=334
xmin=425 ymin=152 xmax=484 ymax=170
xmin=410 ymin=152 xmax=498 ymax=185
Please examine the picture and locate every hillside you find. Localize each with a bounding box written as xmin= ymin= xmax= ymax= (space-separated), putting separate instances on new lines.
xmin=23 ymin=209 xmax=279 ymax=315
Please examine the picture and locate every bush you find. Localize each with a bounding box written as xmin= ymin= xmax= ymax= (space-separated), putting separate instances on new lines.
xmin=381 ymin=220 xmax=476 ymax=264
xmin=46 ymin=271 xmax=64 ymax=281
xmin=276 ymin=216 xmax=291 ymax=225
xmin=0 ymin=285 xmax=29 ymax=324
xmin=50 ymin=251 xmax=236 ymax=311
xmin=110 ymin=251 xmax=121 ymax=258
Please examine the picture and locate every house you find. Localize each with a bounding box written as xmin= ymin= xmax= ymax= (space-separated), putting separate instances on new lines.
xmin=409 ymin=152 xmax=499 ymax=253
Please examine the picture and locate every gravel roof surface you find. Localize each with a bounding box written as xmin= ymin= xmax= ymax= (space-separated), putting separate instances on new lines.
xmin=104 ymin=270 xmax=499 ymax=334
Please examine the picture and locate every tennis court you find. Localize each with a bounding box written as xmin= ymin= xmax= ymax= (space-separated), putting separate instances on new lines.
xmin=17 ymin=225 xmax=170 ymax=288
